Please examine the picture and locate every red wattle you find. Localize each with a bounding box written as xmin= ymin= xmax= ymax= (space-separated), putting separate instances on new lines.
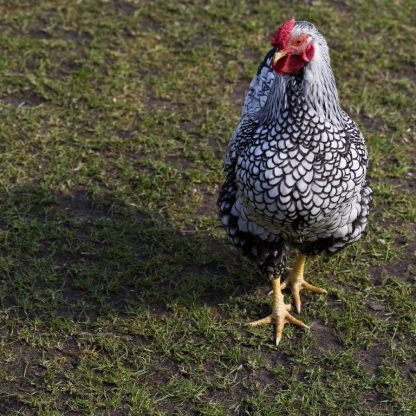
xmin=273 ymin=54 xmax=305 ymax=75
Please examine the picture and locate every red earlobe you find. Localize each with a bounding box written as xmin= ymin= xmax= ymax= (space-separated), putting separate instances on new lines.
xmin=304 ymin=44 xmax=315 ymax=62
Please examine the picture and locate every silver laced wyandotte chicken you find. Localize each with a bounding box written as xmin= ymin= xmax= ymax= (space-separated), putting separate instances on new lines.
xmin=218 ymin=18 xmax=372 ymax=345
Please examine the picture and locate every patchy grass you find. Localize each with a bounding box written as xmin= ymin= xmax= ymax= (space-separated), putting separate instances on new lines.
xmin=0 ymin=0 xmax=415 ymax=415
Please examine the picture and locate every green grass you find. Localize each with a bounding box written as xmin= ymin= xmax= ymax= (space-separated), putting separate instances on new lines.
xmin=0 ymin=0 xmax=415 ymax=415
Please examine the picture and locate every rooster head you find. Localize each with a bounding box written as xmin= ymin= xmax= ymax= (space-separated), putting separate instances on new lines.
xmin=271 ymin=18 xmax=315 ymax=75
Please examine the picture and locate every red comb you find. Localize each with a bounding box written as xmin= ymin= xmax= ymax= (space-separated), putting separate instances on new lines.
xmin=271 ymin=18 xmax=296 ymax=49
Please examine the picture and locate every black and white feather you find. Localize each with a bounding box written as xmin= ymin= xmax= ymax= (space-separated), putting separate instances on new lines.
xmin=218 ymin=21 xmax=372 ymax=278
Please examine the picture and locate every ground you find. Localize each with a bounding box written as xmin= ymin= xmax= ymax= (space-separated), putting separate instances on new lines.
xmin=0 ymin=0 xmax=415 ymax=415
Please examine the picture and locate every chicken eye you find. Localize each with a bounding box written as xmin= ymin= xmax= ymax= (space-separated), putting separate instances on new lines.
xmin=295 ymin=38 xmax=303 ymax=46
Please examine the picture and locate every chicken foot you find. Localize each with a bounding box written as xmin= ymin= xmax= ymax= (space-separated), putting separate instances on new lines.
xmin=248 ymin=277 xmax=309 ymax=346
xmin=281 ymin=254 xmax=327 ymax=314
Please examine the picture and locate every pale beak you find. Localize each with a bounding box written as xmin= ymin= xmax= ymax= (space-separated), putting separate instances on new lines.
xmin=272 ymin=50 xmax=288 ymax=66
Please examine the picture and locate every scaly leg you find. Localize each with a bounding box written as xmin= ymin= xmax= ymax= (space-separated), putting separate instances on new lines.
xmin=248 ymin=277 xmax=309 ymax=346
xmin=281 ymin=254 xmax=327 ymax=314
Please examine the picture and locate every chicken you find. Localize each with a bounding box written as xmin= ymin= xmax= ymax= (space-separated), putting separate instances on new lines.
xmin=218 ymin=18 xmax=372 ymax=345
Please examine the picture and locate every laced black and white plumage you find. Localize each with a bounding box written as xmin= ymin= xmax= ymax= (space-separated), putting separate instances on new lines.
xmin=218 ymin=20 xmax=372 ymax=279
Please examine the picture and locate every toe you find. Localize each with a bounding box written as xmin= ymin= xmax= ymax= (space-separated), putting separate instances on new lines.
xmin=292 ymin=287 xmax=302 ymax=314
xmin=285 ymin=313 xmax=309 ymax=330
xmin=247 ymin=315 xmax=273 ymax=327
xmin=302 ymin=281 xmax=327 ymax=294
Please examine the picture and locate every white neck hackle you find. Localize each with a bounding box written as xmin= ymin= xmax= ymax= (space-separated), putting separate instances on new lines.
xmin=301 ymin=29 xmax=344 ymax=128
xmin=260 ymin=21 xmax=344 ymax=129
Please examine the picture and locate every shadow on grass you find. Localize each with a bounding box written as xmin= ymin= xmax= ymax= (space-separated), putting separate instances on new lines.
xmin=0 ymin=184 xmax=260 ymax=322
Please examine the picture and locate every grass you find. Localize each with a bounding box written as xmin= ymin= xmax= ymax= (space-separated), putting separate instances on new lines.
xmin=0 ymin=0 xmax=415 ymax=415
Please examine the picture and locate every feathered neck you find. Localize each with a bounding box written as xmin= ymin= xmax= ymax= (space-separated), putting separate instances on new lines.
xmin=302 ymin=37 xmax=344 ymax=128
xmin=259 ymin=41 xmax=344 ymax=128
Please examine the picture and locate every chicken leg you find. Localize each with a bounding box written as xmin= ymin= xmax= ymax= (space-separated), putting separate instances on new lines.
xmin=248 ymin=277 xmax=309 ymax=346
xmin=281 ymin=254 xmax=327 ymax=314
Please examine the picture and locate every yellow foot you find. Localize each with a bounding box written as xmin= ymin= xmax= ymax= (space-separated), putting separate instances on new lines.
xmin=248 ymin=277 xmax=309 ymax=346
xmin=281 ymin=254 xmax=327 ymax=314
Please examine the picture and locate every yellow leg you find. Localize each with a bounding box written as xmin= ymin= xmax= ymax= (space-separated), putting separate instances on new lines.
xmin=248 ymin=277 xmax=309 ymax=346
xmin=281 ymin=254 xmax=327 ymax=314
